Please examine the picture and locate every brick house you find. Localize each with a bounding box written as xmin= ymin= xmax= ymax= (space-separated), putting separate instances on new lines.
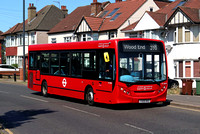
xmin=3 ymin=4 xmax=67 ymax=68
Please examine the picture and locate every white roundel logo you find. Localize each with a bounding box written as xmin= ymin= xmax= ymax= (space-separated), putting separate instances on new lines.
xmin=62 ymin=78 xmax=67 ymax=87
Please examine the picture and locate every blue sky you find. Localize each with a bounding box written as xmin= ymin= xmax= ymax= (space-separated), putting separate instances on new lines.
xmin=0 ymin=0 xmax=115 ymax=32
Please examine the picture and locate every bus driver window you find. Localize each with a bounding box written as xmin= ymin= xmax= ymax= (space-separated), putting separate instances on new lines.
xmin=99 ymin=51 xmax=113 ymax=80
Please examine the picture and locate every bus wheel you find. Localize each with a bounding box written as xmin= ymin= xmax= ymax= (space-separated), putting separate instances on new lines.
xmin=42 ymin=81 xmax=48 ymax=97
xmin=86 ymin=88 xmax=94 ymax=106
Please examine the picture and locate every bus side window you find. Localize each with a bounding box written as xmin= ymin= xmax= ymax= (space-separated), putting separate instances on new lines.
xmin=71 ymin=52 xmax=82 ymax=77
xmin=35 ymin=53 xmax=40 ymax=70
xmin=41 ymin=52 xmax=50 ymax=74
xmin=50 ymin=53 xmax=59 ymax=75
xmin=29 ymin=53 xmax=34 ymax=69
xmin=60 ymin=52 xmax=70 ymax=76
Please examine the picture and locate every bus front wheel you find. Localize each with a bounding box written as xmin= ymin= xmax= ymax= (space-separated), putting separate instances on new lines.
xmin=42 ymin=81 xmax=48 ymax=97
xmin=86 ymin=88 xmax=94 ymax=106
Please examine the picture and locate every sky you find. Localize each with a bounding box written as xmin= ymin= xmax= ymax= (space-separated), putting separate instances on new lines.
xmin=0 ymin=0 xmax=115 ymax=32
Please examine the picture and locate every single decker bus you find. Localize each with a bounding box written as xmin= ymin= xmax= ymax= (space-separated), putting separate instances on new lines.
xmin=28 ymin=38 xmax=168 ymax=105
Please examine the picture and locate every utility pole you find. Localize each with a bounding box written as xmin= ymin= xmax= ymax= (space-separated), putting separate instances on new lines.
xmin=23 ymin=0 xmax=26 ymax=82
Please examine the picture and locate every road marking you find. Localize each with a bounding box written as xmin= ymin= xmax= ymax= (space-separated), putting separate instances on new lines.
xmin=5 ymin=128 xmax=14 ymax=134
xmin=125 ymin=123 xmax=154 ymax=134
xmin=63 ymin=105 xmax=100 ymax=117
xmin=0 ymin=90 xmax=9 ymax=94
xmin=20 ymin=95 xmax=48 ymax=103
xmin=0 ymin=124 xmax=13 ymax=134
xmin=169 ymin=105 xmax=200 ymax=113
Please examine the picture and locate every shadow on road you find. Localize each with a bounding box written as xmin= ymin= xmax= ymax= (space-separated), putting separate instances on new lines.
xmin=32 ymin=92 xmax=171 ymax=110
xmin=0 ymin=109 xmax=55 ymax=129
xmin=95 ymin=100 xmax=171 ymax=110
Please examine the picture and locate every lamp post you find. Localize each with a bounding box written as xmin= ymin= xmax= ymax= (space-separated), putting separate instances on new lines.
xmin=23 ymin=0 xmax=26 ymax=82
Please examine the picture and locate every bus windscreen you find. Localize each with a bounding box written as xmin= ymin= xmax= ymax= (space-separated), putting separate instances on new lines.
xmin=118 ymin=40 xmax=167 ymax=84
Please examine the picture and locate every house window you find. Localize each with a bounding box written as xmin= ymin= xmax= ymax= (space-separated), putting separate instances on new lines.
xmin=6 ymin=36 xmax=10 ymax=47
xmin=31 ymin=32 xmax=36 ymax=44
xmin=144 ymin=30 xmax=150 ymax=38
xmin=176 ymin=60 xmax=200 ymax=78
xmin=185 ymin=27 xmax=190 ymax=42
xmin=11 ymin=36 xmax=15 ymax=46
xmin=64 ymin=37 xmax=72 ymax=42
xmin=18 ymin=56 xmax=23 ymax=68
xmin=129 ymin=33 xmax=138 ymax=38
xmin=194 ymin=61 xmax=200 ymax=77
xmin=150 ymin=7 xmax=153 ymax=12
xmin=185 ymin=61 xmax=191 ymax=77
xmin=178 ymin=26 xmax=183 ymax=43
xmin=82 ymin=34 xmax=86 ymax=41
xmin=109 ymin=32 xmax=116 ymax=39
xmin=51 ymin=38 xmax=57 ymax=43
xmin=81 ymin=34 xmax=92 ymax=41
xmin=6 ymin=56 xmax=10 ymax=65
xmin=19 ymin=34 xmax=23 ymax=45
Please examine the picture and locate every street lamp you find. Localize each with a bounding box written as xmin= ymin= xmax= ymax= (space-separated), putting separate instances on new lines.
xmin=23 ymin=0 xmax=26 ymax=82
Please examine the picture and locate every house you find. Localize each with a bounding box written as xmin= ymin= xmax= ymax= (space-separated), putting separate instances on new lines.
xmin=48 ymin=0 xmax=160 ymax=42
xmin=0 ymin=31 xmax=5 ymax=64
xmin=165 ymin=6 xmax=200 ymax=87
xmin=48 ymin=0 xmax=110 ymax=43
xmin=121 ymin=0 xmax=200 ymax=88
xmin=3 ymin=4 xmax=67 ymax=68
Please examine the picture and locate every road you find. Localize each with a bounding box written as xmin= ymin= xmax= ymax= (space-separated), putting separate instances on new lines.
xmin=0 ymin=83 xmax=200 ymax=134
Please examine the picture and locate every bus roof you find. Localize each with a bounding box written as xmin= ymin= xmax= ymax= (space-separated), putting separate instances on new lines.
xmin=28 ymin=38 xmax=164 ymax=52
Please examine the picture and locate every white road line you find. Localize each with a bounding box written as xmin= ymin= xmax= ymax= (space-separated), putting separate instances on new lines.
xmin=63 ymin=105 xmax=100 ymax=117
xmin=125 ymin=123 xmax=154 ymax=134
xmin=0 ymin=90 xmax=9 ymax=94
xmin=20 ymin=95 xmax=48 ymax=103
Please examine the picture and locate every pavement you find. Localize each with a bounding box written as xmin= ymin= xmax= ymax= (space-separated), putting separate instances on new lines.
xmin=167 ymin=94 xmax=200 ymax=110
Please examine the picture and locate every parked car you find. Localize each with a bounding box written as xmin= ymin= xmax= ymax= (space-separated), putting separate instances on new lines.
xmin=0 ymin=64 xmax=19 ymax=71
xmin=168 ymin=77 xmax=179 ymax=89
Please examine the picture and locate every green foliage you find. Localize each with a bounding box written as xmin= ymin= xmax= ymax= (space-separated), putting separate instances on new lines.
xmin=11 ymin=64 xmax=18 ymax=68
xmin=167 ymin=87 xmax=181 ymax=95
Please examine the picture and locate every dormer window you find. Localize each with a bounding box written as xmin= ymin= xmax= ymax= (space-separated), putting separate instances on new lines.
xmin=150 ymin=7 xmax=153 ymax=12
xmin=106 ymin=8 xmax=120 ymax=18
xmin=110 ymin=13 xmax=121 ymax=21
xmin=99 ymin=11 xmax=109 ymax=18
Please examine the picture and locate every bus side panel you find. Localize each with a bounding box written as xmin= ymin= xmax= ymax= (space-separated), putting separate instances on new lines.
xmin=41 ymin=76 xmax=85 ymax=100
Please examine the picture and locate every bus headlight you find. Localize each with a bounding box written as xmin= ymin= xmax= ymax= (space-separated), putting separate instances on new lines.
xmin=119 ymin=86 xmax=131 ymax=96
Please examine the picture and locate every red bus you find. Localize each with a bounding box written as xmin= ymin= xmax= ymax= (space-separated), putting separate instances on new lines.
xmin=28 ymin=38 xmax=168 ymax=105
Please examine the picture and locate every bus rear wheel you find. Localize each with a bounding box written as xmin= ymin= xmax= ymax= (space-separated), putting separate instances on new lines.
xmin=42 ymin=81 xmax=48 ymax=97
xmin=86 ymin=88 xmax=94 ymax=106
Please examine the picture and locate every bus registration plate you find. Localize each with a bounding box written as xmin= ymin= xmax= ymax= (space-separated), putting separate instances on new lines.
xmin=139 ymin=99 xmax=150 ymax=103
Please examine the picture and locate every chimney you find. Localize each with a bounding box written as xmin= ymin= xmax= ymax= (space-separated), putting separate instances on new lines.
xmin=28 ymin=3 xmax=36 ymax=23
xmin=116 ymin=0 xmax=122 ymax=2
xmin=61 ymin=5 xmax=68 ymax=16
xmin=91 ymin=0 xmax=102 ymax=16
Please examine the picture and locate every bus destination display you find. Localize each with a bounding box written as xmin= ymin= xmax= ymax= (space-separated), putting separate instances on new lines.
xmin=121 ymin=41 xmax=161 ymax=52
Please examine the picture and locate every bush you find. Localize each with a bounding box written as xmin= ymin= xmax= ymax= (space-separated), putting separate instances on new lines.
xmin=12 ymin=64 xmax=18 ymax=68
xmin=167 ymin=87 xmax=181 ymax=95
